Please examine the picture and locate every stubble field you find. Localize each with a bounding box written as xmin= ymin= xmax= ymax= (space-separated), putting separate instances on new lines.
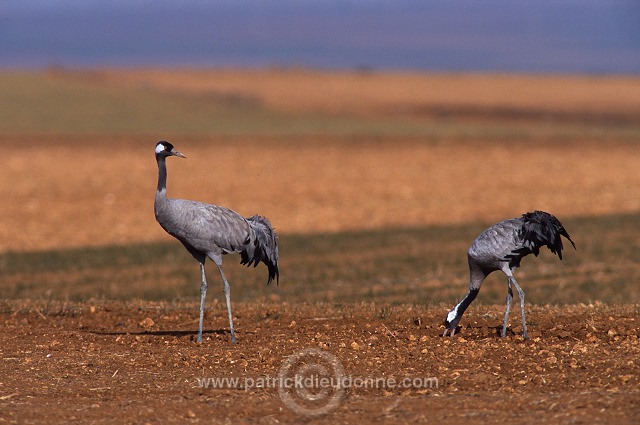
xmin=0 ymin=69 xmax=639 ymax=424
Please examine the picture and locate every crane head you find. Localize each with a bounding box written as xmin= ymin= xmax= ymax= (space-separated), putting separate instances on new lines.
xmin=155 ymin=141 xmax=186 ymax=159
xmin=442 ymin=307 xmax=461 ymax=337
xmin=442 ymin=289 xmax=479 ymax=337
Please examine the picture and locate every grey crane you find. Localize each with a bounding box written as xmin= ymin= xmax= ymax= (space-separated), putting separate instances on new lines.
xmin=154 ymin=141 xmax=279 ymax=343
xmin=443 ymin=211 xmax=575 ymax=339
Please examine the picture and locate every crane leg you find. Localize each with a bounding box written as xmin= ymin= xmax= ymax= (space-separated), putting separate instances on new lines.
xmin=502 ymin=281 xmax=513 ymax=338
xmin=197 ymin=263 xmax=208 ymax=343
xmin=510 ymin=277 xmax=529 ymax=339
xmin=215 ymin=263 xmax=237 ymax=344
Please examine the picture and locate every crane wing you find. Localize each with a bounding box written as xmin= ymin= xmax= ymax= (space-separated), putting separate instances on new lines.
xmin=158 ymin=198 xmax=251 ymax=255
xmin=468 ymin=218 xmax=522 ymax=268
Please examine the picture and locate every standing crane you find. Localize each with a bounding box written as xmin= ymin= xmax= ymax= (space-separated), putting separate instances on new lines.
xmin=443 ymin=211 xmax=575 ymax=339
xmin=154 ymin=141 xmax=279 ymax=343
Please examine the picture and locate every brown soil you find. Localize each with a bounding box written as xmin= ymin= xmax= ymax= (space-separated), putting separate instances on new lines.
xmin=91 ymin=69 xmax=640 ymax=119
xmin=2 ymin=135 xmax=640 ymax=252
xmin=1 ymin=301 xmax=638 ymax=424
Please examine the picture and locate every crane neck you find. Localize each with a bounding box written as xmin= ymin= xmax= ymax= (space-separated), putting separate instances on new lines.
xmin=156 ymin=155 xmax=168 ymax=198
xmin=447 ymin=288 xmax=479 ymax=325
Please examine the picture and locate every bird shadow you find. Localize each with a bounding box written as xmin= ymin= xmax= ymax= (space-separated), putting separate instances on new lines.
xmin=448 ymin=325 xmax=508 ymax=338
xmin=86 ymin=328 xmax=232 ymax=339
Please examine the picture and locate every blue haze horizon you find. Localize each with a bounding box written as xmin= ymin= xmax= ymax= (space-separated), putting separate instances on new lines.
xmin=1 ymin=0 xmax=639 ymax=74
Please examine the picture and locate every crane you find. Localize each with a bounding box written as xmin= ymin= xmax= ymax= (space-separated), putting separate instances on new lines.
xmin=154 ymin=141 xmax=279 ymax=343
xmin=443 ymin=211 xmax=575 ymax=339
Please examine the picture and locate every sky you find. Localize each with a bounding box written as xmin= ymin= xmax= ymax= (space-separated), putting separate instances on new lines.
xmin=1 ymin=0 xmax=639 ymax=73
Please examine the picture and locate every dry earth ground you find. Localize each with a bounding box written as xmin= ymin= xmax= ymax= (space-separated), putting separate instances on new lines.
xmin=1 ymin=136 xmax=639 ymax=252
xmin=88 ymin=69 xmax=640 ymax=120
xmin=1 ymin=70 xmax=639 ymax=423
xmin=0 ymin=301 xmax=638 ymax=424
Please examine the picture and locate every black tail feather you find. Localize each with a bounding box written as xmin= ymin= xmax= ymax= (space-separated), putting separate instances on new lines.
xmin=521 ymin=210 xmax=575 ymax=259
xmin=503 ymin=210 xmax=575 ymax=265
xmin=240 ymin=215 xmax=279 ymax=285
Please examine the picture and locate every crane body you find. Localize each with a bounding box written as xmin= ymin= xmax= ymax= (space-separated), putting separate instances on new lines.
xmin=444 ymin=211 xmax=575 ymax=339
xmin=154 ymin=141 xmax=278 ymax=343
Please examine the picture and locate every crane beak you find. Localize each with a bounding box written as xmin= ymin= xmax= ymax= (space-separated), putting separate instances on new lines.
xmin=171 ymin=148 xmax=186 ymax=158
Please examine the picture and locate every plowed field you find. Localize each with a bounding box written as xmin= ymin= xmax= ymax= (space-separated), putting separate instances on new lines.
xmin=1 ymin=70 xmax=639 ymax=423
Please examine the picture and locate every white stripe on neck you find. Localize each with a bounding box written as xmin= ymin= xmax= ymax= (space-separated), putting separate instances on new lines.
xmin=447 ymin=305 xmax=459 ymax=323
